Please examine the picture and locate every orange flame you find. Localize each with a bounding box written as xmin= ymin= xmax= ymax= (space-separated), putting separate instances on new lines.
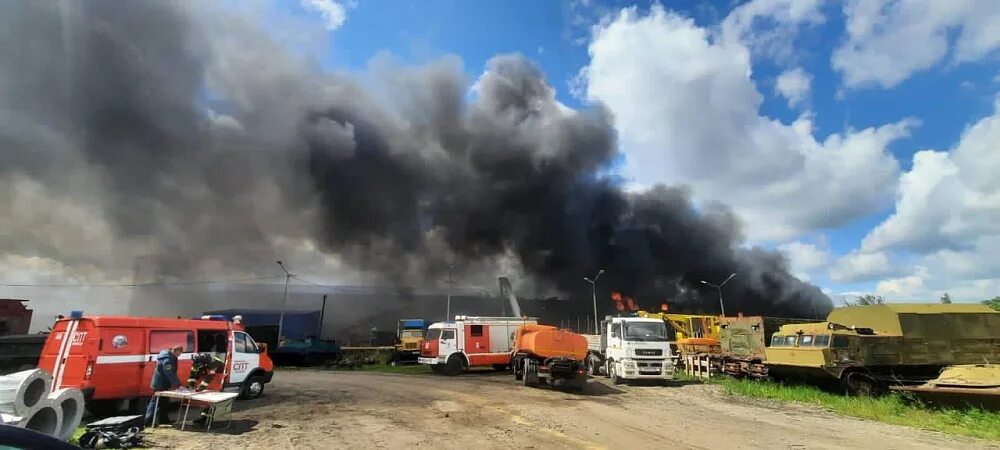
xmin=611 ymin=292 xmax=623 ymax=302
xmin=660 ymin=303 xmax=669 ymax=312
xmin=615 ymin=302 xmax=625 ymax=312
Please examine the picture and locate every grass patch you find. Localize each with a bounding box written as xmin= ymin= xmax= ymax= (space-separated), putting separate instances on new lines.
xmin=69 ymin=425 xmax=87 ymax=445
xmin=716 ymin=377 xmax=1000 ymax=441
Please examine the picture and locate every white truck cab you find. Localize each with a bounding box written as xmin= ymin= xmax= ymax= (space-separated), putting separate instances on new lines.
xmin=587 ymin=316 xmax=676 ymax=384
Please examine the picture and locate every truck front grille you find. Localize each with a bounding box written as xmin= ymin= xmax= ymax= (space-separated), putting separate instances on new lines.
xmin=635 ymin=349 xmax=662 ymax=356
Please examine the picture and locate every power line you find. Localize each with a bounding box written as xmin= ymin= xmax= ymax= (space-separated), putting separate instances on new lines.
xmin=0 ymin=275 xmax=283 ymax=288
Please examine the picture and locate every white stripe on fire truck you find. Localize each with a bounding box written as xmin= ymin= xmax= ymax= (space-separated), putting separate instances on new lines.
xmin=95 ymin=353 xmax=195 ymax=365
xmin=95 ymin=355 xmax=147 ymax=364
xmin=51 ymin=320 xmax=78 ymax=392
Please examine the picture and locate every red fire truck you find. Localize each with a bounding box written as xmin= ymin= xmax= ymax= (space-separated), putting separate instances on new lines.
xmin=37 ymin=314 xmax=274 ymax=415
xmin=418 ymin=316 xmax=537 ymax=375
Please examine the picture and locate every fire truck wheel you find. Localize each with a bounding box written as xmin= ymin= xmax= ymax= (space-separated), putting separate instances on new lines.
xmin=240 ymin=375 xmax=266 ymax=399
xmin=443 ymin=355 xmax=464 ymax=376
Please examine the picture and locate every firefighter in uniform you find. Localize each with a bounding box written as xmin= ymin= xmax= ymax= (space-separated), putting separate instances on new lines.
xmin=188 ymin=352 xmax=227 ymax=426
xmin=187 ymin=353 xmax=226 ymax=391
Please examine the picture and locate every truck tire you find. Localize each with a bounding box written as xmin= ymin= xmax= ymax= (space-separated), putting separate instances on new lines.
xmin=443 ymin=355 xmax=464 ymax=376
xmin=240 ymin=374 xmax=266 ymax=399
xmin=843 ymin=371 xmax=885 ymax=397
xmin=522 ymin=359 xmax=537 ymax=387
xmin=587 ymin=359 xmax=599 ymax=376
xmin=608 ymin=361 xmax=623 ymax=385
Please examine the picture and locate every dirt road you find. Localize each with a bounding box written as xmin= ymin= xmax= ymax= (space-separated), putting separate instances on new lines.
xmin=147 ymin=369 xmax=997 ymax=449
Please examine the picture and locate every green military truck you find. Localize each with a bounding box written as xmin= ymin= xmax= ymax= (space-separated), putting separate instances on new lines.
xmin=717 ymin=316 xmax=815 ymax=379
xmin=764 ymin=304 xmax=1000 ymax=394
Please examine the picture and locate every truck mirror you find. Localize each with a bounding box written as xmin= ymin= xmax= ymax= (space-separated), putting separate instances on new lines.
xmin=259 ymin=343 xmax=268 ymax=354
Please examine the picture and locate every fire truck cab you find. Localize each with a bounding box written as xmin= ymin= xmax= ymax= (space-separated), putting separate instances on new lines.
xmin=418 ymin=316 xmax=537 ymax=376
xmin=37 ymin=314 xmax=274 ymax=415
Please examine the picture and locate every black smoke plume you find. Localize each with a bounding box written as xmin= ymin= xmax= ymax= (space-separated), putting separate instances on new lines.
xmin=0 ymin=1 xmax=832 ymax=318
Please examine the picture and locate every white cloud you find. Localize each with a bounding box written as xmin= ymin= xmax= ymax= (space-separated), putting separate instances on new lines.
xmin=581 ymin=5 xmax=913 ymax=241
xmin=836 ymin=96 xmax=1000 ymax=301
xmin=775 ymin=67 xmax=812 ymax=108
xmin=875 ymin=266 xmax=928 ymax=299
xmin=863 ymin=95 xmax=1000 ymax=253
xmin=829 ymin=250 xmax=896 ymax=282
xmin=300 ymin=0 xmax=348 ymax=31
xmin=720 ymin=0 xmax=824 ymax=63
xmin=833 ymin=0 xmax=1000 ymax=89
xmin=778 ymin=241 xmax=830 ymax=280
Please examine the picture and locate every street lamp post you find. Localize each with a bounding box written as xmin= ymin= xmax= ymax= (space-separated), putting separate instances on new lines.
xmin=701 ymin=273 xmax=736 ymax=316
xmin=276 ymin=261 xmax=292 ymax=342
xmin=583 ymin=269 xmax=605 ymax=335
xmin=445 ymin=265 xmax=454 ymax=320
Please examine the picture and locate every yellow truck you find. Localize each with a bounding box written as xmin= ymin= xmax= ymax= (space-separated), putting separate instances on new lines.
xmin=636 ymin=310 xmax=721 ymax=357
xmin=392 ymin=319 xmax=426 ymax=365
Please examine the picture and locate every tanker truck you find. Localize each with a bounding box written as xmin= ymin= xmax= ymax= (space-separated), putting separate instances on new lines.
xmin=511 ymin=324 xmax=589 ymax=391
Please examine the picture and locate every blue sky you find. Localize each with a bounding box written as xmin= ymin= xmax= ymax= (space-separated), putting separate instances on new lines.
xmin=289 ymin=0 xmax=1000 ymax=302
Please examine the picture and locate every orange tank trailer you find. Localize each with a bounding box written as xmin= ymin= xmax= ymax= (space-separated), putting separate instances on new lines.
xmin=510 ymin=324 xmax=588 ymax=391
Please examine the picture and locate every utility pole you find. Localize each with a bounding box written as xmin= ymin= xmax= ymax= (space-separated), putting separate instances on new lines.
xmin=318 ymin=294 xmax=327 ymax=339
xmin=583 ymin=269 xmax=604 ymax=335
xmin=276 ymin=261 xmax=292 ymax=342
xmin=445 ymin=265 xmax=453 ymax=320
xmin=700 ymin=273 xmax=736 ymax=317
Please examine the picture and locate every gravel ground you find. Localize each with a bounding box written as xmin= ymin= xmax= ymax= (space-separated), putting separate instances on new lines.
xmin=145 ymin=369 xmax=999 ymax=450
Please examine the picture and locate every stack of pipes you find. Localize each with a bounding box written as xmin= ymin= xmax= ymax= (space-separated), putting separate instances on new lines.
xmin=0 ymin=369 xmax=84 ymax=441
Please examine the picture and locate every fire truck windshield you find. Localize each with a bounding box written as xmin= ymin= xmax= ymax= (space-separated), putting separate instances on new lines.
xmin=624 ymin=322 xmax=669 ymax=341
xmin=425 ymin=329 xmax=442 ymax=341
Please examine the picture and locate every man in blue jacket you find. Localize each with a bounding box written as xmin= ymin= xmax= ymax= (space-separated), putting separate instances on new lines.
xmin=145 ymin=345 xmax=184 ymax=426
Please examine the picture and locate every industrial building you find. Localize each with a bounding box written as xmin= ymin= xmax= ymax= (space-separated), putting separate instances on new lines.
xmin=0 ymin=300 xmax=32 ymax=336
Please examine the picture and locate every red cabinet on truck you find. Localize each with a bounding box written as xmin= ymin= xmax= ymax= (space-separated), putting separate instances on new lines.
xmin=418 ymin=316 xmax=537 ymax=375
xmin=37 ymin=315 xmax=274 ymax=415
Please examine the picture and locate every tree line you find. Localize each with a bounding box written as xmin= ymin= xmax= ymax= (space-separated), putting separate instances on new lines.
xmin=841 ymin=293 xmax=1000 ymax=311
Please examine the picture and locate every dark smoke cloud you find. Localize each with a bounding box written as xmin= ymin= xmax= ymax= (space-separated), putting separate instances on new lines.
xmin=0 ymin=0 xmax=832 ymax=317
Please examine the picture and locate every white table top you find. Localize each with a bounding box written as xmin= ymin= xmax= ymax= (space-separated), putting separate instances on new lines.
xmin=154 ymin=389 xmax=199 ymax=399
xmin=190 ymin=392 xmax=239 ymax=403
xmin=155 ymin=390 xmax=238 ymax=403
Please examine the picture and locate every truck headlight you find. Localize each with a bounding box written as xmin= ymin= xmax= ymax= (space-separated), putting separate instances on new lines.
xmin=622 ymin=360 xmax=637 ymax=369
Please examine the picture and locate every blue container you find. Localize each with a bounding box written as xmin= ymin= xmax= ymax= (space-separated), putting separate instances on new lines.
xmin=204 ymin=309 xmax=321 ymax=340
xmin=400 ymin=319 xmax=425 ymax=329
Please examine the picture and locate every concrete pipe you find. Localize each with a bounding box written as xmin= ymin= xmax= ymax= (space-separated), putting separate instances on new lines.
xmin=22 ymin=405 xmax=61 ymax=438
xmin=48 ymin=388 xmax=84 ymax=441
xmin=0 ymin=369 xmax=52 ymax=417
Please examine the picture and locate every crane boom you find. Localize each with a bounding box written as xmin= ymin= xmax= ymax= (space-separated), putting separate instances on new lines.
xmin=498 ymin=277 xmax=523 ymax=318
